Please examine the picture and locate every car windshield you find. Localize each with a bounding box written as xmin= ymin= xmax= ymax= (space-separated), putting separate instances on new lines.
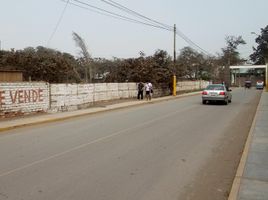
xmin=206 ymin=85 xmax=224 ymax=90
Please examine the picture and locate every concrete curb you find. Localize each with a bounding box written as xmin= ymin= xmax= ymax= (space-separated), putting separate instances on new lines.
xmin=0 ymin=91 xmax=201 ymax=133
xmin=228 ymin=91 xmax=262 ymax=200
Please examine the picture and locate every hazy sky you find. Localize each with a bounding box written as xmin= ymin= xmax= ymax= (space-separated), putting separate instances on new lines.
xmin=0 ymin=0 xmax=267 ymax=59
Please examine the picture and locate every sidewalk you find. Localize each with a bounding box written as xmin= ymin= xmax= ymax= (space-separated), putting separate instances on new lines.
xmin=229 ymin=91 xmax=268 ymax=200
xmin=0 ymin=91 xmax=200 ymax=132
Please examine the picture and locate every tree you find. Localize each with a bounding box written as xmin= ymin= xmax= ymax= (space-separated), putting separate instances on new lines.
xmin=0 ymin=46 xmax=82 ymax=83
xmin=150 ymin=50 xmax=173 ymax=84
xmin=220 ymin=36 xmax=246 ymax=66
xmin=176 ymin=47 xmax=205 ymax=79
xmin=203 ymin=56 xmax=222 ymax=82
xmin=250 ymin=25 xmax=268 ymax=65
xmin=104 ymin=49 xmax=173 ymax=87
xmin=72 ymin=32 xmax=92 ymax=83
xmin=218 ymin=35 xmax=246 ymax=85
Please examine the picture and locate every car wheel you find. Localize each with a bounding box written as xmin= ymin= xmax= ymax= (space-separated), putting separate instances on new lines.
xmin=224 ymin=99 xmax=228 ymax=105
xmin=202 ymin=100 xmax=206 ymax=104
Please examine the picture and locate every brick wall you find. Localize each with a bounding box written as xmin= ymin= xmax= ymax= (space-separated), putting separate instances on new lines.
xmin=0 ymin=82 xmax=49 ymax=118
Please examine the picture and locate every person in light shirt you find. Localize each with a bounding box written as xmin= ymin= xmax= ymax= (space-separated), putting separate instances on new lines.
xmin=144 ymin=82 xmax=153 ymax=101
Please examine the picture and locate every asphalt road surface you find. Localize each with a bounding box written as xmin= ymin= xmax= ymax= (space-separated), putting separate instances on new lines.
xmin=0 ymin=88 xmax=261 ymax=200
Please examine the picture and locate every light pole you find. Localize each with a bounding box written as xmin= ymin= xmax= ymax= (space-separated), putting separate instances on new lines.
xmin=251 ymin=32 xmax=268 ymax=91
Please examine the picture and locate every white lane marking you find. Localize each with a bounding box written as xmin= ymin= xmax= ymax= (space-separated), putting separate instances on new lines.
xmin=0 ymin=105 xmax=194 ymax=178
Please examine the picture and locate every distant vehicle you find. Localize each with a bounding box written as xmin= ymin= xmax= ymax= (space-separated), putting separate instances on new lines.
xmin=202 ymin=84 xmax=232 ymax=105
xmin=256 ymin=81 xmax=264 ymax=90
xmin=245 ymin=80 xmax=251 ymax=89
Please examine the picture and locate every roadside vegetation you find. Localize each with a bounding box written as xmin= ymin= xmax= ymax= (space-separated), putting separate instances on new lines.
xmin=0 ymin=25 xmax=267 ymax=86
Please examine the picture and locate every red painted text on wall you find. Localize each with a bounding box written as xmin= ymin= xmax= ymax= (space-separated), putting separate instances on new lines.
xmin=0 ymin=89 xmax=44 ymax=106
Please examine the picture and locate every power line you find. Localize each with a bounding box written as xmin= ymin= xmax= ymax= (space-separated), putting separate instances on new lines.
xmin=96 ymin=0 xmax=211 ymax=56
xmin=61 ymin=0 xmax=141 ymax=23
xmin=98 ymin=0 xmax=173 ymax=30
xmin=69 ymin=0 xmax=172 ymax=31
xmin=97 ymin=0 xmax=211 ymax=55
xmin=176 ymin=30 xmax=212 ymax=56
xmin=47 ymin=0 xmax=70 ymax=46
xmin=59 ymin=0 xmax=211 ymax=56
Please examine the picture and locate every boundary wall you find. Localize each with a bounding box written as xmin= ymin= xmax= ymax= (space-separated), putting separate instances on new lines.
xmin=0 ymin=82 xmax=49 ymax=118
xmin=176 ymin=80 xmax=209 ymax=92
xmin=0 ymin=80 xmax=209 ymax=118
xmin=50 ymin=83 xmax=137 ymax=112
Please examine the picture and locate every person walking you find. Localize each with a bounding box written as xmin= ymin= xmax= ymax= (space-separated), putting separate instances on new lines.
xmin=145 ymin=82 xmax=153 ymax=101
xmin=137 ymin=82 xmax=144 ymax=100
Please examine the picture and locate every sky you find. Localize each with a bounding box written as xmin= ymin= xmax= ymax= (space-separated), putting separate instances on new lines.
xmin=0 ymin=0 xmax=267 ymax=60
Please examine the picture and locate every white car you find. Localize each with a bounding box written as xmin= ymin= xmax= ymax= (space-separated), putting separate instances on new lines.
xmin=202 ymin=84 xmax=232 ymax=105
xmin=256 ymin=81 xmax=264 ymax=90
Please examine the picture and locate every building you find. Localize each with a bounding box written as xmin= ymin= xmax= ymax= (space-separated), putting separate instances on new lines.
xmin=0 ymin=70 xmax=23 ymax=82
xmin=230 ymin=65 xmax=266 ymax=87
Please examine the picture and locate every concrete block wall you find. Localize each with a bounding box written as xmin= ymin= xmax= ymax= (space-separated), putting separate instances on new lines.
xmin=50 ymin=83 xmax=137 ymax=112
xmin=49 ymin=84 xmax=94 ymax=112
xmin=106 ymin=83 xmax=119 ymax=100
xmin=0 ymin=80 xmax=209 ymax=117
xmin=176 ymin=80 xmax=209 ymax=92
xmin=0 ymin=82 xmax=49 ymax=118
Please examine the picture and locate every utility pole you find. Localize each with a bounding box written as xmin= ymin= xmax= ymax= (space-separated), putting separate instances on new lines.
xmin=173 ymin=24 xmax=176 ymax=66
xmin=263 ymin=51 xmax=267 ymax=92
xmin=173 ymin=24 xmax=177 ymax=96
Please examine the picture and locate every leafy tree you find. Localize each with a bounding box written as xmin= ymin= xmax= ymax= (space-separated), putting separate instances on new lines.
xmin=105 ymin=49 xmax=173 ymax=87
xmin=0 ymin=47 xmax=81 ymax=83
xmin=250 ymin=25 xmax=268 ymax=65
xmin=0 ymin=43 xmax=230 ymax=85
xmin=176 ymin=47 xmax=206 ymax=79
xmin=220 ymin=36 xmax=246 ymax=66
xmin=151 ymin=50 xmax=173 ymax=84
xmin=91 ymin=58 xmax=117 ymax=82
xmin=218 ymin=35 xmax=246 ymax=84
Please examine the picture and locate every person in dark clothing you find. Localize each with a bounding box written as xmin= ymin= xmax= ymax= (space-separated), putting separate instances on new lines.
xmin=137 ymin=82 xmax=144 ymax=100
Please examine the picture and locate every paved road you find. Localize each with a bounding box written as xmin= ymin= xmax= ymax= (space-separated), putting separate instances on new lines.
xmin=0 ymin=88 xmax=261 ymax=200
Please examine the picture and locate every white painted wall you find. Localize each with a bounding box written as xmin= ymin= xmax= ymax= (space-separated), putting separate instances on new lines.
xmin=176 ymin=80 xmax=209 ymax=92
xmin=0 ymin=80 xmax=209 ymax=117
xmin=49 ymin=83 xmax=137 ymax=112
xmin=0 ymin=82 xmax=49 ymax=118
